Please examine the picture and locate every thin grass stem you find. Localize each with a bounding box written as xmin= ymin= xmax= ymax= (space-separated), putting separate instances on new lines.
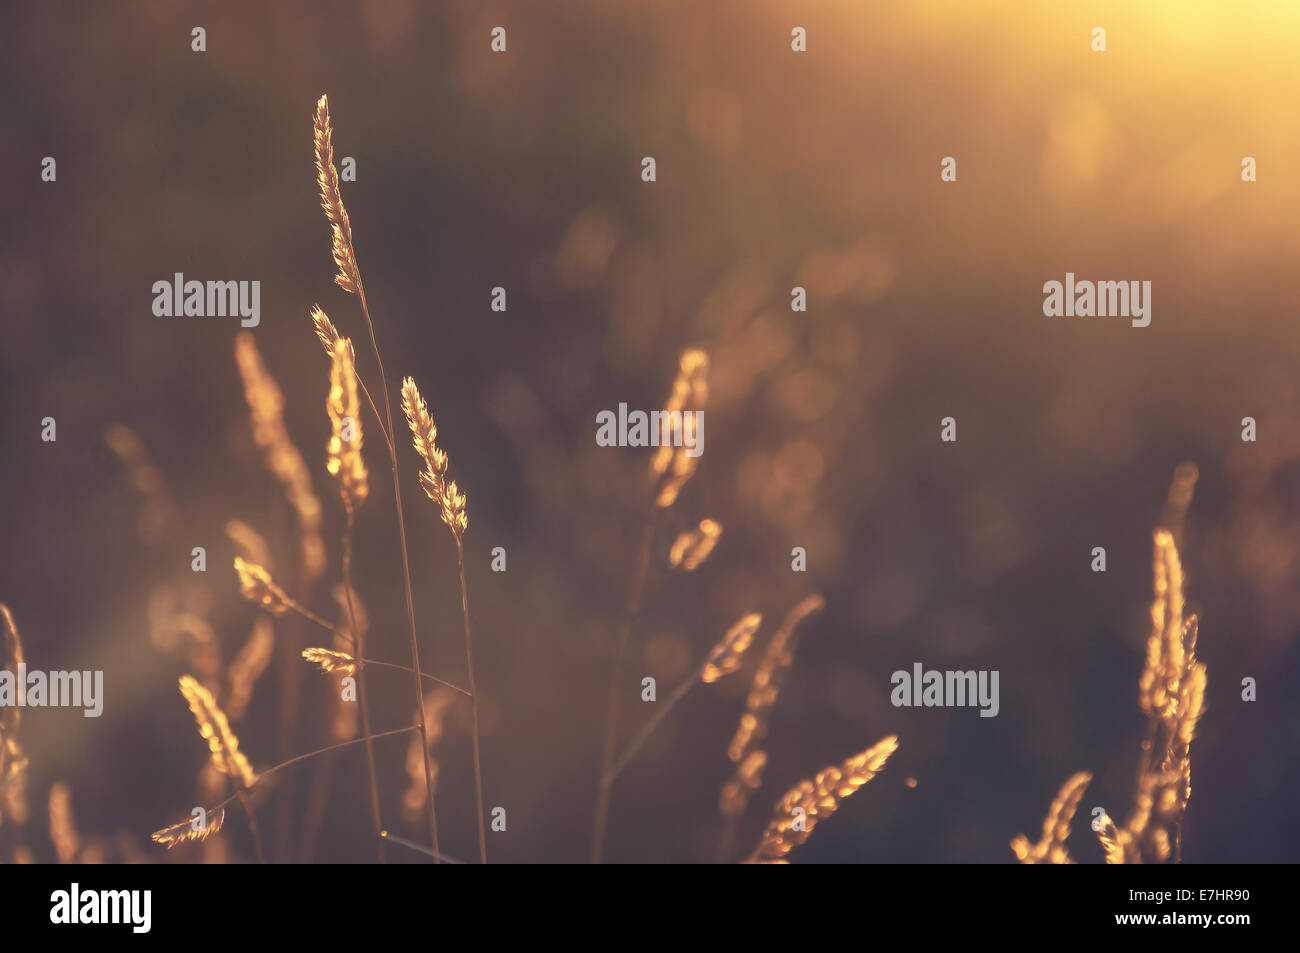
xmin=343 ymin=505 xmax=385 ymax=863
xmin=591 ymin=513 xmax=656 ymax=863
xmin=455 ymin=535 xmax=487 ymax=863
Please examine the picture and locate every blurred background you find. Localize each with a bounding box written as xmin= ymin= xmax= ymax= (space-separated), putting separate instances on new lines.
xmin=1 ymin=0 xmax=1298 ymax=863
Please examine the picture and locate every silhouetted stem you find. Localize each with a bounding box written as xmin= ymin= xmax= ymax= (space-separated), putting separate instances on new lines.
xmin=603 ymin=664 xmax=702 ymax=785
xmin=343 ymin=506 xmax=385 ymax=863
xmin=208 ymin=726 xmax=419 ymax=815
xmin=379 ymin=830 xmax=467 ymax=864
xmin=456 ymin=535 xmax=487 ymax=863
xmin=591 ymin=514 xmax=656 ymax=863
xmin=355 ymin=274 xmax=440 ymax=861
